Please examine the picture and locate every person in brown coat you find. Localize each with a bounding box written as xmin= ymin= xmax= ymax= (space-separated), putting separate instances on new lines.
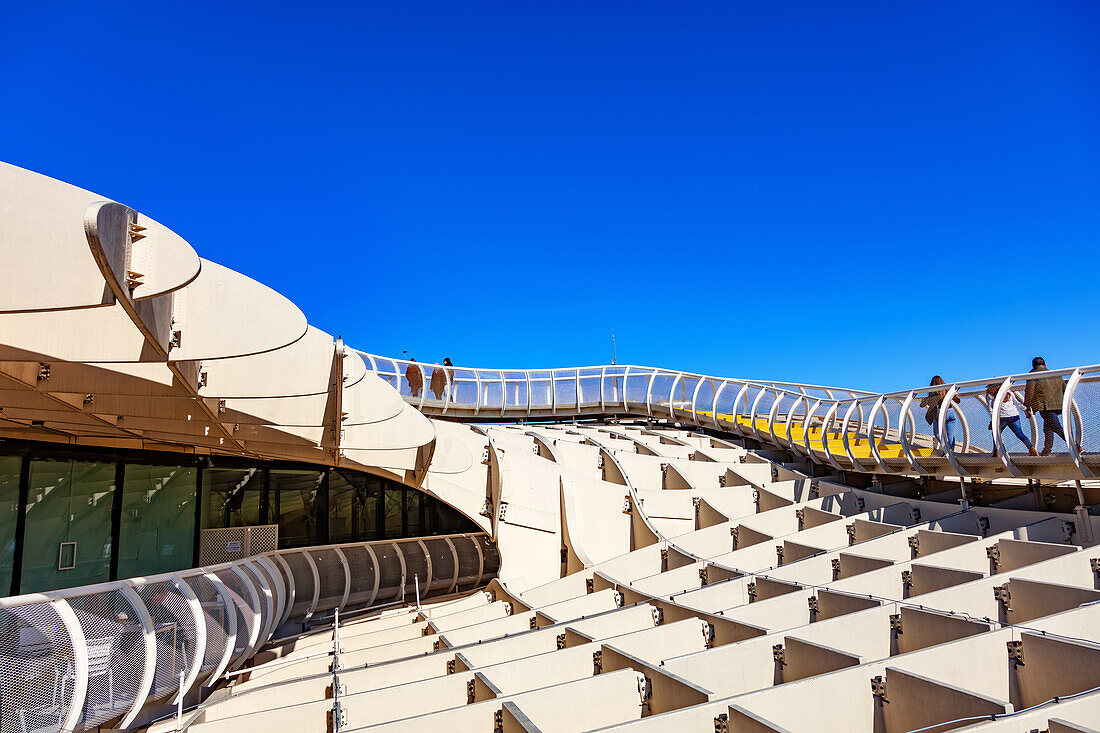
xmin=430 ymin=362 xmax=447 ymax=400
xmin=405 ymin=358 xmax=423 ymax=397
xmin=1023 ymin=356 xmax=1066 ymax=455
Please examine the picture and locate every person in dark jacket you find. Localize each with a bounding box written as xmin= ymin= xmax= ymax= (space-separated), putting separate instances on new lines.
xmin=1023 ymin=356 xmax=1066 ymax=455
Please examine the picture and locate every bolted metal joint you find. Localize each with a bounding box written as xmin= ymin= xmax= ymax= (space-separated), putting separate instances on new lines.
xmin=747 ymin=581 xmax=757 ymax=602
xmin=556 ymin=633 xmax=567 ymax=650
xmin=1007 ymin=640 xmax=1024 ymax=666
xmin=772 ymin=643 xmax=786 ymax=667
xmin=871 ymin=675 xmax=888 ymax=703
xmin=993 ymin=584 xmax=1012 ymax=612
xmin=831 ymin=558 xmax=842 ymax=581
xmin=593 ymin=649 xmax=603 ymax=675
xmin=715 ymin=712 xmax=730 ymax=733
xmin=889 ymin=613 xmax=902 ymax=636
xmin=467 ymin=678 xmax=476 ymax=704
xmin=698 ymin=566 xmax=709 ymax=586
xmin=846 ymin=523 xmax=857 ymax=545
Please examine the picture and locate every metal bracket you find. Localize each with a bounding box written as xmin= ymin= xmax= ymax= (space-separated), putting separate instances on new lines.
xmin=1007 ymin=640 xmax=1024 ymax=667
xmin=871 ymin=675 xmax=888 ymax=704
xmin=593 ymin=649 xmax=603 ymax=675
xmin=831 ymin=558 xmax=841 ymax=581
xmin=772 ymin=643 xmax=786 ymax=667
xmin=556 ymin=633 xmax=567 ymax=650
xmin=889 ymin=613 xmax=903 ymax=636
xmin=994 ymin=584 xmax=1012 ymax=612
xmin=747 ymin=581 xmax=757 ymax=602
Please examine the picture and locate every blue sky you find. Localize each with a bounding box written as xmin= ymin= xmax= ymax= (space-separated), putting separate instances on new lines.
xmin=2 ymin=2 xmax=1098 ymax=392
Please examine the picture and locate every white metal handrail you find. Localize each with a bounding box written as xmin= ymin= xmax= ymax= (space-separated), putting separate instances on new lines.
xmin=361 ymin=352 xmax=1100 ymax=481
xmin=0 ymin=532 xmax=495 ymax=732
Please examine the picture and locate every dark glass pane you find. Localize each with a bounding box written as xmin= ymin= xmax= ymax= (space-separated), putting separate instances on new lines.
xmin=405 ymin=490 xmax=421 ymax=536
xmin=22 ymin=459 xmax=115 ymax=592
xmin=271 ymin=469 xmax=323 ymax=548
xmin=117 ymin=464 xmax=197 ymax=578
xmin=384 ymin=487 xmax=404 ymax=539
xmin=0 ymin=455 xmax=20 ymax=592
xmin=201 ymin=467 xmax=263 ymax=529
xmin=329 ymin=469 xmax=378 ymax=544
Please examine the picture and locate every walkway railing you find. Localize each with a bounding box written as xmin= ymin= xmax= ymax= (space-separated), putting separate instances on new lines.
xmin=361 ymin=353 xmax=1100 ymax=481
xmin=0 ymin=532 xmax=497 ymax=732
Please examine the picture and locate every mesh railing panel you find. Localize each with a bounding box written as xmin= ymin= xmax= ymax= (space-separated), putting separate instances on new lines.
xmin=281 ymin=552 xmax=315 ymax=617
xmin=0 ymin=532 xmax=495 ymax=732
xmin=133 ymin=580 xmax=196 ymax=703
xmin=310 ymin=549 xmax=346 ymax=613
xmin=480 ymin=536 xmax=501 ymax=578
xmin=395 ymin=540 xmax=428 ymax=593
xmin=212 ymin=568 xmax=253 ymax=665
xmin=342 ymin=545 xmax=375 ymax=607
xmin=453 ymin=536 xmax=482 ymax=587
xmin=423 ymin=538 xmax=455 ymax=592
xmin=0 ymin=602 xmax=77 ymax=733
xmin=181 ymin=575 xmax=230 ymax=678
xmin=68 ymin=589 xmax=146 ymax=728
xmin=371 ymin=543 xmax=404 ymax=602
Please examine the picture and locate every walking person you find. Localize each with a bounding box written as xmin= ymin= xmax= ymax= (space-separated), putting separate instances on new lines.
xmin=429 ymin=362 xmax=447 ymax=400
xmin=920 ymin=376 xmax=961 ymax=450
xmin=441 ymin=357 xmax=454 ymax=402
xmin=984 ymin=384 xmax=1037 ymax=456
xmin=1023 ymin=356 xmax=1066 ymax=455
xmin=405 ymin=357 xmax=423 ymax=397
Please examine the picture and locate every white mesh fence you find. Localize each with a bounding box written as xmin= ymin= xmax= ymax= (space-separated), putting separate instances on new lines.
xmin=0 ymin=531 xmax=491 ymax=730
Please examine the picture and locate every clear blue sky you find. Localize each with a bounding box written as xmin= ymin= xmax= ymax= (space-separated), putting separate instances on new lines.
xmin=3 ymin=2 xmax=1098 ymax=392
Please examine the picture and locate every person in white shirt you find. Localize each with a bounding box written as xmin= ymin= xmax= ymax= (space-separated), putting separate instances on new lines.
xmin=984 ymin=384 xmax=1037 ymax=456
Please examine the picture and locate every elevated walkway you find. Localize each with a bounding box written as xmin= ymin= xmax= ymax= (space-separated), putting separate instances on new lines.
xmin=362 ymin=353 xmax=1100 ymax=482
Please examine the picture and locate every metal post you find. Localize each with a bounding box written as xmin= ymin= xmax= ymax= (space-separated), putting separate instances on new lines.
xmin=176 ymin=669 xmax=185 ymax=730
xmin=414 ymin=573 xmax=421 ymax=610
xmin=331 ymin=607 xmax=344 ymax=732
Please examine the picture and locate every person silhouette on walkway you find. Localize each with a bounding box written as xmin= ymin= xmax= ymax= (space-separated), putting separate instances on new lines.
xmin=430 ymin=362 xmax=446 ymax=400
xmin=984 ymin=384 xmax=1037 ymax=456
xmin=405 ymin=358 xmax=423 ymax=397
xmin=920 ymin=376 xmax=960 ymax=450
xmin=1023 ymin=356 xmax=1066 ymax=455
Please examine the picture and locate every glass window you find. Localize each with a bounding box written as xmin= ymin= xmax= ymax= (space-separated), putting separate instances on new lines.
xmin=201 ymin=467 xmax=263 ymax=529
xmin=329 ymin=469 xmax=379 ymax=544
xmin=271 ymin=469 xmax=324 ymax=548
xmin=405 ymin=489 xmax=421 ymax=536
xmin=22 ymin=459 xmax=116 ymax=592
xmin=0 ymin=455 xmax=21 ymax=592
xmin=383 ymin=486 xmax=404 ymax=539
xmin=117 ymin=464 xmax=197 ymax=578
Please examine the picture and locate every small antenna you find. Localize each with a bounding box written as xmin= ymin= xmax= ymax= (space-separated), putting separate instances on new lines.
xmin=611 ymin=330 xmax=617 ymax=365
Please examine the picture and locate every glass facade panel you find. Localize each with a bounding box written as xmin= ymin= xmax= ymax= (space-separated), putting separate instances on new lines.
xmin=22 ymin=459 xmax=116 ymax=592
xmin=0 ymin=443 xmax=479 ymax=596
xmin=117 ymin=464 xmax=197 ymax=579
xmin=0 ymin=456 xmax=20 ymax=593
xmin=384 ymin=487 xmax=404 ymax=538
xmin=271 ymin=469 xmax=324 ymax=548
xmin=329 ymin=469 xmax=379 ymax=544
xmin=201 ymin=467 xmax=264 ymax=529
xmin=405 ymin=489 xmax=421 ymax=536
